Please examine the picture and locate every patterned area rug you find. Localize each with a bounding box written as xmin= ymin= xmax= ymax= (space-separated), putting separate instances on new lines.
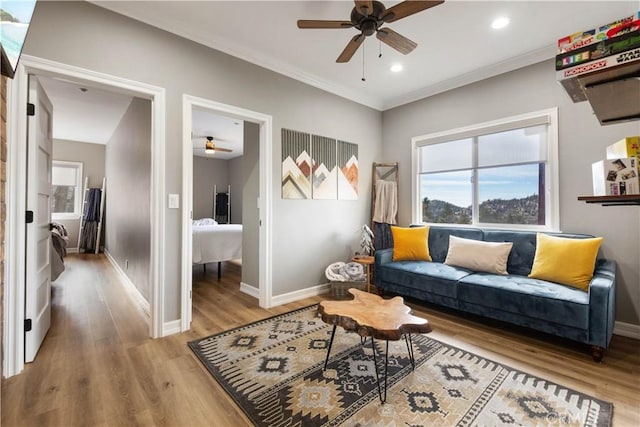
xmin=188 ymin=305 xmax=612 ymax=426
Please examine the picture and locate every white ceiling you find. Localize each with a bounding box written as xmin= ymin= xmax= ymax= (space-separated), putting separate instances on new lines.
xmin=39 ymin=76 xmax=133 ymax=144
xmin=39 ymin=76 xmax=243 ymax=158
xmin=92 ymin=0 xmax=640 ymax=111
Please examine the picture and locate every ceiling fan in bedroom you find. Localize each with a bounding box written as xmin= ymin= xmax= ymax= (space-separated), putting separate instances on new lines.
xmin=193 ymin=136 xmax=233 ymax=154
xmin=297 ymin=0 xmax=444 ymax=63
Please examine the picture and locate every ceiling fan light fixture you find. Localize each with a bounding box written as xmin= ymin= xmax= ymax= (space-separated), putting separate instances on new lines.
xmin=205 ymin=148 xmax=215 ymax=154
xmin=491 ymin=16 xmax=510 ymax=30
xmin=390 ymin=63 xmax=403 ymax=73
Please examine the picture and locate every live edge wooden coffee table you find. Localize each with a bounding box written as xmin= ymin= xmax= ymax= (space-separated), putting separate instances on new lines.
xmin=318 ymin=288 xmax=432 ymax=403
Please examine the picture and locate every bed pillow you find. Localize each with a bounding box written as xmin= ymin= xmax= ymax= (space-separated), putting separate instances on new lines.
xmin=193 ymin=218 xmax=218 ymax=226
xmin=391 ymin=226 xmax=431 ymax=262
xmin=528 ymin=233 xmax=603 ymax=291
xmin=444 ymin=235 xmax=513 ymax=275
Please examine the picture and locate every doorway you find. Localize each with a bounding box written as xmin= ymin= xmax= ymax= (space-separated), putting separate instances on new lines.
xmin=4 ymin=55 xmax=166 ymax=377
xmin=181 ymin=95 xmax=273 ymax=331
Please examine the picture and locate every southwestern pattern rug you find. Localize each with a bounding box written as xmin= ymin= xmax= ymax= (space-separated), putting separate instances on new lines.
xmin=188 ymin=305 xmax=612 ymax=427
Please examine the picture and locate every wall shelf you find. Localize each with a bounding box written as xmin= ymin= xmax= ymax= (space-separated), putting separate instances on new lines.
xmin=578 ymin=195 xmax=640 ymax=206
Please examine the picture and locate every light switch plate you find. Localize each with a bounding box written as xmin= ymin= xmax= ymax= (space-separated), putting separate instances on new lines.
xmin=168 ymin=194 xmax=180 ymax=209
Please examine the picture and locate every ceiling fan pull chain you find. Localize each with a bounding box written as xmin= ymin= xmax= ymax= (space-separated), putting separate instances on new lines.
xmin=362 ymin=39 xmax=366 ymax=82
xmin=379 ymin=39 xmax=382 ymax=58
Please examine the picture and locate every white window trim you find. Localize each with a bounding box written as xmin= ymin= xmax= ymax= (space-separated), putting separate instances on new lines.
xmin=411 ymin=108 xmax=559 ymax=231
xmin=52 ymin=160 xmax=83 ymax=220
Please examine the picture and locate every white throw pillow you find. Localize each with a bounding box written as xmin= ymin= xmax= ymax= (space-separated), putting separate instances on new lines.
xmin=444 ymin=235 xmax=513 ymax=275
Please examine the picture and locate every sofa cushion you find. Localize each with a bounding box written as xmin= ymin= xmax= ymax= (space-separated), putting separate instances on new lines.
xmin=482 ymin=230 xmax=598 ymax=277
xmin=391 ymin=226 xmax=431 ymax=261
xmin=428 ymin=227 xmax=484 ymax=263
xmin=529 ymin=233 xmax=603 ymax=291
xmin=377 ymin=261 xmax=472 ymax=298
xmin=444 ymin=235 xmax=513 ymax=275
xmin=457 ymin=273 xmax=590 ymax=329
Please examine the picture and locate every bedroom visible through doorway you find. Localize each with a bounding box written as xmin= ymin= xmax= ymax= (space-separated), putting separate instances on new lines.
xmin=181 ymin=95 xmax=273 ymax=331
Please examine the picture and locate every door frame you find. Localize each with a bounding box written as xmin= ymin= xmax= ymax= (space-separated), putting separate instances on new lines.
xmin=181 ymin=95 xmax=273 ymax=331
xmin=4 ymin=55 xmax=166 ymax=377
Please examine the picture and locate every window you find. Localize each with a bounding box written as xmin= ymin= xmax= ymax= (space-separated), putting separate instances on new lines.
xmin=52 ymin=160 xmax=83 ymax=219
xmin=412 ymin=109 xmax=559 ymax=231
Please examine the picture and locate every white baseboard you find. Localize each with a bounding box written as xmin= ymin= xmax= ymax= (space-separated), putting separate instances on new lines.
xmin=240 ymin=282 xmax=259 ymax=299
xmin=269 ymin=283 xmax=330 ymax=307
xmin=104 ymin=249 xmax=150 ymax=319
xmin=614 ymin=321 xmax=640 ymax=339
xmin=66 ymin=247 xmax=78 ymax=254
xmin=163 ymin=320 xmax=181 ymax=336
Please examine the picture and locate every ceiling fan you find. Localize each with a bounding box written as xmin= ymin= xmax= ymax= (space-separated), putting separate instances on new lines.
xmin=297 ymin=0 xmax=444 ymax=63
xmin=193 ymin=136 xmax=232 ymax=154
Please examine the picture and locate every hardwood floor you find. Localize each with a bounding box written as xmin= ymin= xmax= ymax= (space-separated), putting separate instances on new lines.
xmin=2 ymin=254 xmax=639 ymax=426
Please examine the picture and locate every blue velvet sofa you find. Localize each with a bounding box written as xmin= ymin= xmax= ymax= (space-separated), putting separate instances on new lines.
xmin=374 ymin=226 xmax=616 ymax=361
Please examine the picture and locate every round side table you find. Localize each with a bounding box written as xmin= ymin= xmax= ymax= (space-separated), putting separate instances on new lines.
xmin=352 ymin=255 xmax=375 ymax=293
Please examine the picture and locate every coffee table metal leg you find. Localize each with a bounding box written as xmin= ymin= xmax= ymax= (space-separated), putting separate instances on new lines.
xmin=370 ymin=337 xmax=389 ymax=404
xmin=323 ymin=324 xmax=338 ymax=370
xmin=404 ymin=333 xmax=416 ymax=369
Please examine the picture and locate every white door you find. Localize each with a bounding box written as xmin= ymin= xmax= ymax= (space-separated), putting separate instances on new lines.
xmin=25 ymin=75 xmax=54 ymax=363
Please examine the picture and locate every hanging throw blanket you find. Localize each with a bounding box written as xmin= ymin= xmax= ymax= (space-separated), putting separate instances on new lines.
xmin=79 ymin=188 xmax=102 ymax=252
xmin=372 ymin=181 xmax=397 ymax=224
xmin=372 ymin=180 xmax=397 ymax=251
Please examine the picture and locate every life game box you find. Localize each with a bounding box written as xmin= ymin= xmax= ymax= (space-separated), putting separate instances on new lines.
xmin=556 ymin=30 xmax=640 ymax=70
xmin=592 ymin=157 xmax=639 ymax=196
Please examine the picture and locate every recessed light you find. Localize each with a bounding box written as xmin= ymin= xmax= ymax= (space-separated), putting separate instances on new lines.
xmin=491 ymin=16 xmax=510 ymax=30
xmin=390 ymin=64 xmax=403 ymax=73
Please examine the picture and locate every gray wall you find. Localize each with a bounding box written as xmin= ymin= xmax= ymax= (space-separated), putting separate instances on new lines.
xmin=382 ymin=59 xmax=640 ymax=326
xmin=105 ymin=98 xmax=152 ymax=300
xmin=242 ymin=122 xmax=259 ymax=287
xmin=25 ymin=1 xmax=381 ymax=320
xmin=228 ymin=156 xmax=243 ymax=225
xmin=192 ymin=157 xmax=228 ymax=220
xmin=52 ymin=139 xmax=106 ymax=250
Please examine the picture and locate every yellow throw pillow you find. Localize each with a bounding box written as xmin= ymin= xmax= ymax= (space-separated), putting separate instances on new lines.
xmin=528 ymin=233 xmax=603 ymax=291
xmin=391 ymin=226 xmax=432 ymax=262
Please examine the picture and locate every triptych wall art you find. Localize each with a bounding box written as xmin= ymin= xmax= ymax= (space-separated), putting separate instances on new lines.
xmin=281 ymin=128 xmax=358 ymax=200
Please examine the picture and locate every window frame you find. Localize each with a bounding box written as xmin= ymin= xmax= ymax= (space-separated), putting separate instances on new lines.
xmin=411 ymin=108 xmax=559 ymax=231
xmin=52 ymin=160 xmax=84 ymax=220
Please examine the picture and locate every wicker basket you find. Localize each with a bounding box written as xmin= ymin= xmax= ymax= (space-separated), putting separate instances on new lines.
xmin=330 ymin=280 xmax=367 ymax=300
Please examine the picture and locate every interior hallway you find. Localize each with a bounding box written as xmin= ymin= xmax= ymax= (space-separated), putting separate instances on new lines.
xmin=2 ymin=254 xmax=639 ymax=426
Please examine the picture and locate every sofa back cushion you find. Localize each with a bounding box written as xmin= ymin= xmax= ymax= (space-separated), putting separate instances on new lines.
xmin=428 ymin=226 xmax=483 ymax=263
xmin=482 ymin=230 xmax=596 ymax=276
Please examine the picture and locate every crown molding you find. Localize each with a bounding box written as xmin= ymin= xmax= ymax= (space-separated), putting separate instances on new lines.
xmin=382 ymin=45 xmax=555 ymax=110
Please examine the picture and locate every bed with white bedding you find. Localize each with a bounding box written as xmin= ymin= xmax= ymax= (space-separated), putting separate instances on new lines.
xmin=192 ymin=218 xmax=242 ymax=279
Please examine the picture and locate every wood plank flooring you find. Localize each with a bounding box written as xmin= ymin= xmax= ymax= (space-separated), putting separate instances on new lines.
xmin=2 ymin=254 xmax=639 ymax=426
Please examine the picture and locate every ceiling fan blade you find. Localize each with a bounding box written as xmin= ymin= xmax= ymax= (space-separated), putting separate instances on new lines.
xmin=215 ymin=147 xmax=233 ymax=153
xmin=297 ymin=20 xmax=354 ymax=29
xmin=336 ymin=34 xmax=365 ymax=63
xmin=376 ymin=28 xmax=417 ymax=55
xmin=354 ymin=0 xmax=374 ymax=15
xmin=382 ymin=0 xmax=444 ymax=23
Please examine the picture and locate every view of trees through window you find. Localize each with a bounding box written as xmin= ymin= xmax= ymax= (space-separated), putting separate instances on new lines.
xmin=420 ymin=164 xmax=545 ymax=226
xmin=418 ymin=121 xmax=550 ymax=227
